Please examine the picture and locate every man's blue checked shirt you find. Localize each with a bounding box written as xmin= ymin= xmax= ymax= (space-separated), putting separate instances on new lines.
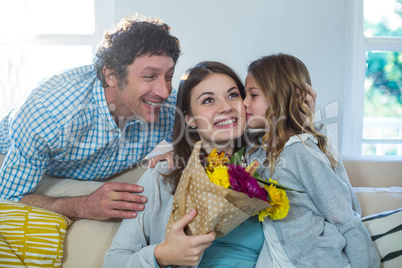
xmin=0 ymin=65 xmax=176 ymax=201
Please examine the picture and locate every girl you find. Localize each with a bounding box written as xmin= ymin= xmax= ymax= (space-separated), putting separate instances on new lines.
xmin=243 ymin=53 xmax=380 ymax=267
xmin=103 ymin=62 xmax=271 ymax=267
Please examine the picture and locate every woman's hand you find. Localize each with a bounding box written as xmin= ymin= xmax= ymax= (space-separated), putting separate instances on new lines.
xmin=154 ymin=209 xmax=216 ymax=267
xmin=147 ymin=151 xmax=174 ymax=169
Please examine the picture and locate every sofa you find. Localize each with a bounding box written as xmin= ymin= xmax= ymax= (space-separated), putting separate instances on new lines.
xmin=1 ymin=154 xmax=401 ymax=267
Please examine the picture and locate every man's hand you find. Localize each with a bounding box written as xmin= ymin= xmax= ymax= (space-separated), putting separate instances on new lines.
xmin=79 ymin=182 xmax=146 ymax=220
xmin=20 ymin=182 xmax=147 ymax=221
xmin=154 ymin=209 xmax=216 ymax=267
xmin=148 ymin=151 xmax=174 ymax=169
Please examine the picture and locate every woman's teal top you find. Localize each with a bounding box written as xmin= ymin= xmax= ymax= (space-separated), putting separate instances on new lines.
xmin=198 ymin=216 xmax=263 ymax=268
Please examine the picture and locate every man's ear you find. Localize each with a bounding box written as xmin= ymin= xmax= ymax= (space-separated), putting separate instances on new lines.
xmin=185 ymin=114 xmax=197 ymax=128
xmin=103 ymin=66 xmax=118 ymax=88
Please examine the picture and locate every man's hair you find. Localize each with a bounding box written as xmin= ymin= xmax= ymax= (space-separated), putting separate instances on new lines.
xmin=94 ymin=15 xmax=181 ymax=88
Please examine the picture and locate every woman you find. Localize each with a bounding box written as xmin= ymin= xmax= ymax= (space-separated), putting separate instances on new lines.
xmin=103 ymin=61 xmax=269 ymax=267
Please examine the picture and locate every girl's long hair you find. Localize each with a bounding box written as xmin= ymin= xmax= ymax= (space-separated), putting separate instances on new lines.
xmin=248 ymin=54 xmax=338 ymax=174
xmin=163 ymin=61 xmax=245 ymax=193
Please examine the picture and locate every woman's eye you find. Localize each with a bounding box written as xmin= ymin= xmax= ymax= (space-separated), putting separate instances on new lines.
xmin=228 ymin=92 xmax=240 ymax=99
xmin=143 ymin=75 xmax=154 ymax=80
xmin=202 ymin=97 xmax=214 ymax=104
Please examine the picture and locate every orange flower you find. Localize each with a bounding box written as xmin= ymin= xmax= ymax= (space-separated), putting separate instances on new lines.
xmin=206 ymin=148 xmax=229 ymax=172
xmin=245 ymin=160 xmax=259 ymax=176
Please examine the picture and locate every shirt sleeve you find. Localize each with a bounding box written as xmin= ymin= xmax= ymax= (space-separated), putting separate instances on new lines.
xmin=0 ymin=97 xmax=59 ymax=201
xmin=285 ymin=142 xmax=380 ymax=267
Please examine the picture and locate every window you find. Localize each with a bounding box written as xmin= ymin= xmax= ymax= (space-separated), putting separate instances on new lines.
xmin=343 ymin=0 xmax=402 ymax=156
xmin=362 ymin=0 xmax=402 ymax=156
xmin=0 ymin=0 xmax=115 ymax=117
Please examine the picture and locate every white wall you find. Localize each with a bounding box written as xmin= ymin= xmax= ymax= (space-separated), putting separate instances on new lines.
xmin=114 ymin=0 xmax=348 ymax=152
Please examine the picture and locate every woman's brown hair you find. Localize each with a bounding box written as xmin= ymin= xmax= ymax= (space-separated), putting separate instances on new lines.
xmin=163 ymin=61 xmax=245 ymax=193
xmin=247 ymin=53 xmax=338 ymax=174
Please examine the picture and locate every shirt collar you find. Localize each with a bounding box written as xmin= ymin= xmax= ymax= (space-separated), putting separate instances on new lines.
xmin=92 ymin=79 xmax=119 ymax=131
xmin=284 ymin=133 xmax=318 ymax=148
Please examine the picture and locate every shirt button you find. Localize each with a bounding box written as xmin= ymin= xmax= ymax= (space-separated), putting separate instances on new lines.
xmin=292 ymin=260 xmax=298 ymax=265
xmin=106 ymin=156 xmax=111 ymax=160
xmin=280 ymin=240 xmax=285 ymax=245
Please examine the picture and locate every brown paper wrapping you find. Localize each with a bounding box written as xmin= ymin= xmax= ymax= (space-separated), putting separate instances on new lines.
xmin=165 ymin=141 xmax=270 ymax=238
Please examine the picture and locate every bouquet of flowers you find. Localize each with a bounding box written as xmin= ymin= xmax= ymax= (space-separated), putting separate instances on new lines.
xmin=165 ymin=141 xmax=293 ymax=238
xmin=206 ymin=146 xmax=291 ymax=222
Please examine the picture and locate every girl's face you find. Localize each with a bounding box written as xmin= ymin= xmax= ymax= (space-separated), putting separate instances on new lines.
xmin=244 ymin=74 xmax=270 ymax=129
xmin=186 ymin=73 xmax=246 ymax=153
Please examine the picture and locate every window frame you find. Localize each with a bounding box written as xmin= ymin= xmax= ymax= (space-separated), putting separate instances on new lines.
xmin=343 ymin=0 xmax=402 ymax=156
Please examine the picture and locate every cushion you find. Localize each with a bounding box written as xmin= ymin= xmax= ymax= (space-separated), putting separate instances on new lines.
xmin=0 ymin=200 xmax=74 ymax=267
xmin=354 ymin=187 xmax=402 ymax=217
xmin=362 ymin=209 xmax=402 ymax=267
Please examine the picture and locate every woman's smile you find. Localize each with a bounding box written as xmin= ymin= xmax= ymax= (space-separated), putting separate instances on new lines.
xmin=186 ymin=73 xmax=246 ymax=148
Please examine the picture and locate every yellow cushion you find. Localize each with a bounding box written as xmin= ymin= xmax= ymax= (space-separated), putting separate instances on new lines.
xmin=0 ymin=200 xmax=74 ymax=267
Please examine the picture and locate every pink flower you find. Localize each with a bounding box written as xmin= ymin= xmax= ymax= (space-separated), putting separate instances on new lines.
xmin=227 ymin=164 xmax=268 ymax=202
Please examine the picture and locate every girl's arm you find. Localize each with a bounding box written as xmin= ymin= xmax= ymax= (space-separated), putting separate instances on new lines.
xmin=289 ymin=142 xmax=380 ymax=267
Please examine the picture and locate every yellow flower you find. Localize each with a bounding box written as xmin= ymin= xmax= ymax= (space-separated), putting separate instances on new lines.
xmin=206 ymin=148 xmax=229 ymax=172
xmin=258 ymin=207 xmax=270 ymax=222
xmin=207 ymin=165 xmax=230 ymax=188
xmin=258 ymin=178 xmax=290 ymax=221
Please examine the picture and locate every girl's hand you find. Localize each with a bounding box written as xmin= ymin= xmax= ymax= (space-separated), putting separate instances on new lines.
xmin=304 ymin=83 xmax=317 ymax=114
xmin=154 ymin=209 xmax=216 ymax=267
xmin=147 ymin=151 xmax=174 ymax=169
xmin=297 ymin=84 xmax=317 ymax=125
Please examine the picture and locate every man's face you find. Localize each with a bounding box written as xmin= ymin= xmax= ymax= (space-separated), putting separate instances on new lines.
xmin=110 ymin=54 xmax=175 ymax=123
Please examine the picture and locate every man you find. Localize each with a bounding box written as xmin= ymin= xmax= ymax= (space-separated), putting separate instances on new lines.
xmin=0 ymin=16 xmax=181 ymax=220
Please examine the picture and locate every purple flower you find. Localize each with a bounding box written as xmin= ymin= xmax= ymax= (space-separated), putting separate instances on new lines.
xmin=227 ymin=164 xmax=268 ymax=201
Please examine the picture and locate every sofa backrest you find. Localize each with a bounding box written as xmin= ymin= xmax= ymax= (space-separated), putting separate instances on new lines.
xmin=343 ymin=156 xmax=402 ymax=187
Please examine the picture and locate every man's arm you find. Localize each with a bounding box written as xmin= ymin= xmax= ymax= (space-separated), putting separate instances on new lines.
xmin=19 ymin=182 xmax=147 ymax=220
xmin=2 ymin=96 xmax=147 ymax=220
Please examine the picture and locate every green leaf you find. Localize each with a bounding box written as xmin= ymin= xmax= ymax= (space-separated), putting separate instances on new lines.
xmin=228 ymin=146 xmax=246 ymax=165
xmin=253 ymin=173 xmax=305 ymax=193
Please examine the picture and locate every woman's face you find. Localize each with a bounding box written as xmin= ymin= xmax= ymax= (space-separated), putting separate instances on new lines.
xmin=244 ymin=74 xmax=270 ymax=129
xmin=186 ymin=73 xmax=246 ymax=152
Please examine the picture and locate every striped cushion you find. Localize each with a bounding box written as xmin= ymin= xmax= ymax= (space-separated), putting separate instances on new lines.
xmin=362 ymin=208 xmax=402 ymax=267
xmin=0 ymin=200 xmax=73 ymax=267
